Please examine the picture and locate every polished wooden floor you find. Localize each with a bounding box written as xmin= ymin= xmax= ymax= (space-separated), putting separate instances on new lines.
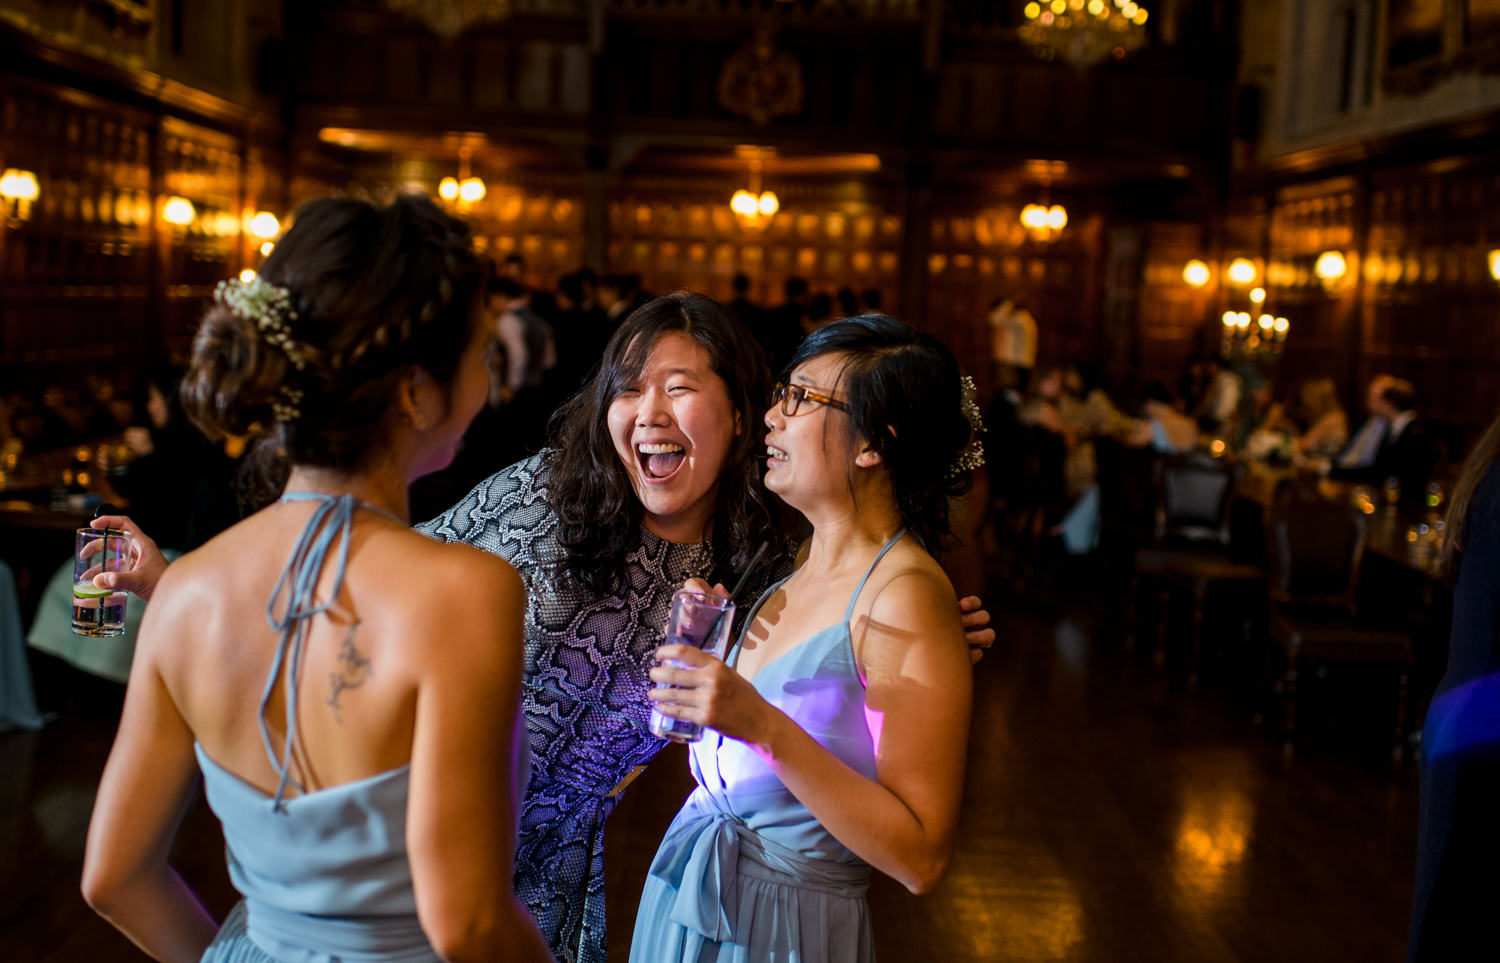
xmin=1 ymin=577 xmax=1419 ymax=962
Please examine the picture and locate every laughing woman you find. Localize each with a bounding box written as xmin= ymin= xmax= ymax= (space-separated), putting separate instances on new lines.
xmin=417 ymin=293 xmax=784 ymax=962
xmin=631 ymin=314 xmax=978 ymax=962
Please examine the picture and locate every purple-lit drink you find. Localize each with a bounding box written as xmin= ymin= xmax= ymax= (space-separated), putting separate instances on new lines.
xmin=649 ymin=590 xmax=735 ymax=743
xmin=72 ymin=527 xmax=130 ymax=637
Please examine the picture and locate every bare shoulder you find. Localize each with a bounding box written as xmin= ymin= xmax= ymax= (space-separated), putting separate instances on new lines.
xmin=394 ymin=531 xmax=520 ymax=589
xmin=374 ymin=532 xmax=524 ymax=627
xmin=861 ymin=546 xmax=963 ymax=641
xmin=373 ymin=533 xmax=526 ymax=666
xmin=853 ymin=547 xmax=967 ymax=680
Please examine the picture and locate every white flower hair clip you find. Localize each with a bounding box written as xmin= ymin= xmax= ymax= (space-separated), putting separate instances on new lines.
xmin=215 ymin=276 xmax=307 ymax=423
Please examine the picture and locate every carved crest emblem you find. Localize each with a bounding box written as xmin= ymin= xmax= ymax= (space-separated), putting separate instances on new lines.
xmin=717 ymin=27 xmax=805 ymax=125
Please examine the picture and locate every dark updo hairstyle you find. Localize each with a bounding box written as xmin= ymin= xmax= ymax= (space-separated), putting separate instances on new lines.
xmin=544 ymin=292 xmax=777 ymax=592
xmin=181 ymin=193 xmax=485 ymax=474
xmin=782 ymin=314 xmax=975 ymax=550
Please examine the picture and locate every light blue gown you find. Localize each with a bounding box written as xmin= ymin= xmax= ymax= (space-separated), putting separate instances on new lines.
xmin=628 ymin=531 xmax=908 ymax=963
xmin=196 ymin=494 xmax=526 ymax=962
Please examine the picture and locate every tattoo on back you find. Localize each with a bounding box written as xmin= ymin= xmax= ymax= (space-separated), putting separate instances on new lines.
xmin=327 ymin=621 xmax=372 ymax=723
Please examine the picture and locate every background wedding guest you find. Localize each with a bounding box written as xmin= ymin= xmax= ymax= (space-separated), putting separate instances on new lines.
xmin=1294 ymin=376 xmax=1350 ymax=458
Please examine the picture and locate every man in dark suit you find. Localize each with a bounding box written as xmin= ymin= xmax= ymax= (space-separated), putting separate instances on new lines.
xmin=1327 ymin=376 xmax=1435 ymax=503
xmin=1327 ymin=374 xmax=1395 ymax=474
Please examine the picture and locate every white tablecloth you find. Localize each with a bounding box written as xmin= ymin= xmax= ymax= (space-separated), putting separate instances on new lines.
xmin=0 ymin=560 xmax=44 ymax=731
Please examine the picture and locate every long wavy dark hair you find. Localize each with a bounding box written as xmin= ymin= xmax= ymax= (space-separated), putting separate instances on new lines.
xmin=782 ymin=314 xmax=975 ymax=551
xmin=543 ymin=292 xmax=777 ymax=592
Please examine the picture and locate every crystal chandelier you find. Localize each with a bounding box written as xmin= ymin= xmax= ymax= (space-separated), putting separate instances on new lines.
xmin=384 ymin=0 xmax=509 ymax=39
xmin=1019 ymin=0 xmax=1149 ymax=69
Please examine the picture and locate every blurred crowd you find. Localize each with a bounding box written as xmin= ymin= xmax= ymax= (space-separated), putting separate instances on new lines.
xmin=1 ymin=257 xmax=906 ymax=540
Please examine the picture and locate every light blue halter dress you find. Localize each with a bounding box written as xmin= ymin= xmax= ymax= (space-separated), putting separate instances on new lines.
xmin=628 ymin=530 xmax=907 ymax=963
xmin=196 ymin=494 xmax=512 ymax=963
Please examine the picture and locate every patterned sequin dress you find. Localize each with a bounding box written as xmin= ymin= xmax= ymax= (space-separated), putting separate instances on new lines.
xmin=417 ymin=453 xmax=787 ymax=963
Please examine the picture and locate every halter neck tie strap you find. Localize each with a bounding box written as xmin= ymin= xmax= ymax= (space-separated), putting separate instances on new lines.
xmin=258 ymin=492 xmax=403 ymax=810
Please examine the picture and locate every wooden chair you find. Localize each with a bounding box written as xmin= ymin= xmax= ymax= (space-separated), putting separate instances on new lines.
xmin=1264 ymin=503 xmax=1413 ymax=760
xmin=1154 ymin=451 xmax=1266 ymax=685
xmin=1130 ymin=452 xmax=1261 ymax=684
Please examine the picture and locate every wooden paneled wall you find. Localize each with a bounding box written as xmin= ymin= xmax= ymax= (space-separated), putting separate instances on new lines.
xmin=0 ymin=69 xmax=291 ymax=391
xmin=607 ymin=181 xmax=903 ymax=310
xmin=1135 ymin=221 xmax=1219 ymax=390
xmin=1138 ymin=132 xmax=1500 ymax=443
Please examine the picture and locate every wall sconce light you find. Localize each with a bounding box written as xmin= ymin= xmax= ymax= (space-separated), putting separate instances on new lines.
xmin=162 ymin=195 xmax=196 ymax=227
xmin=1314 ymin=250 xmax=1348 ymax=290
xmin=238 ymin=268 xmax=257 ymax=283
xmin=1488 ymin=249 xmax=1500 ymax=282
xmin=459 ymin=177 xmax=486 ymax=204
xmin=1021 ymin=203 xmax=1067 ymax=241
xmin=1227 ymin=258 xmax=1258 ymax=286
xmin=1 ymin=168 xmax=40 ymax=223
xmin=1183 ymin=259 xmax=1210 ymax=288
xmin=438 ymin=146 xmax=486 ymax=209
xmin=730 ymin=146 xmax=779 ymax=231
xmin=438 ymin=176 xmax=487 ymax=204
xmin=731 ymin=188 xmax=779 ymax=220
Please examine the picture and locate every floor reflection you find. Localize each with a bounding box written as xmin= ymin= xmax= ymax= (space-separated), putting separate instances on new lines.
xmin=1172 ymin=759 xmax=1253 ymax=900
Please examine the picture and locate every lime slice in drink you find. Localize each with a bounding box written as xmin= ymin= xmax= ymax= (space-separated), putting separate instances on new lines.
xmin=73 ymin=582 xmax=114 ymax=599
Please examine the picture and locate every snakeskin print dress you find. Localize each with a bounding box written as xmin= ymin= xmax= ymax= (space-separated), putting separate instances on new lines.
xmin=417 ymin=453 xmax=787 ymax=963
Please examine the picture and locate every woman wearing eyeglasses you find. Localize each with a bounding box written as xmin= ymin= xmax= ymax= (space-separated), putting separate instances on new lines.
xmin=630 ymin=314 xmax=979 ymax=962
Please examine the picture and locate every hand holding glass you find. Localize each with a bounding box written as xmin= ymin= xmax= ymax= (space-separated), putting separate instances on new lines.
xmin=72 ymin=527 xmax=131 ymax=637
xmin=649 ymin=590 xmax=735 ymax=743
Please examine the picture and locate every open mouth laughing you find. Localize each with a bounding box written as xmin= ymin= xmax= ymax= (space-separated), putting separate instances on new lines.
xmin=637 ymin=441 xmax=687 ymax=480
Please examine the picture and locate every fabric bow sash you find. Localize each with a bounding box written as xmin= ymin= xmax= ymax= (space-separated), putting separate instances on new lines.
xmin=649 ymin=804 xmax=869 ymax=942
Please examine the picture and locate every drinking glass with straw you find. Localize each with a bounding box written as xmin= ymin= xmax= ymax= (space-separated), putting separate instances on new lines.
xmin=648 ymin=541 xmax=770 ymax=743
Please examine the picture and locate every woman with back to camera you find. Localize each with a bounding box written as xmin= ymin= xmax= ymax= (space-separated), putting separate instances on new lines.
xmin=93 ymin=292 xmax=994 ymax=963
xmin=631 ymin=314 xmax=978 ymax=961
xmin=81 ymin=194 xmax=552 ymax=961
